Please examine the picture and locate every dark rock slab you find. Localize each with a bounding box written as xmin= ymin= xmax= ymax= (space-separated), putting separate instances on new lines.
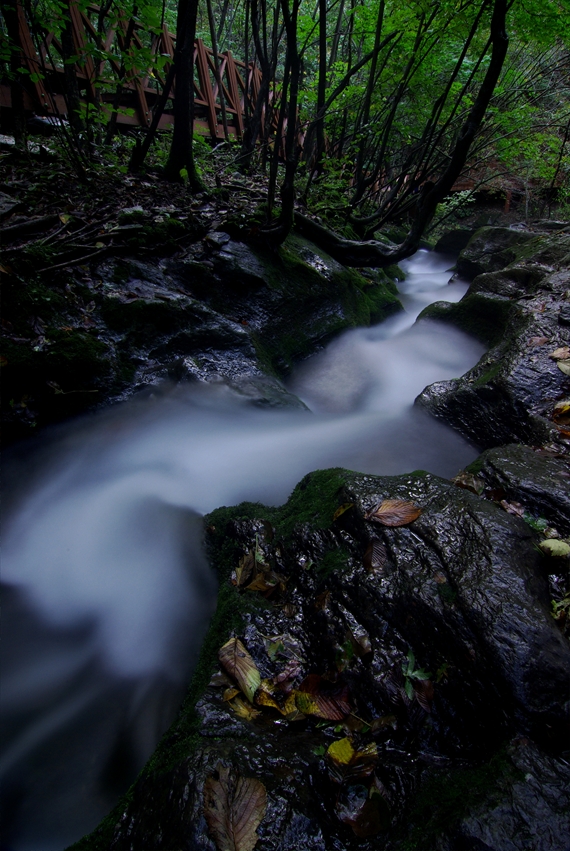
xmin=477 ymin=444 xmax=570 ymax=535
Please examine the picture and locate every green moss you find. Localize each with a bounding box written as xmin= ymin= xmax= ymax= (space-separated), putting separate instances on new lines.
xmin=317 ymin=547 xmax=351 ymax=577
xmin=273 ymin=468 xmax=351 ymax=539
xmin=418 ymin=293 xmax=514 ymax=347
xmin=472 ymin=361 xmax=502 ymax=387
xmin=465 ymin=457 xmax=484 ymax=475
xmin=401 ymin=748 xmax=523 ymax=850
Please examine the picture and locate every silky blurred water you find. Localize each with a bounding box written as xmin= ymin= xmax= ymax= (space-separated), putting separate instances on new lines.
xmin=0 ymin=250 xmax=484 ymax=850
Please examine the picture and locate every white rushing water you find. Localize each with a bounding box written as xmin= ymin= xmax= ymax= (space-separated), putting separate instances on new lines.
xmin=0 ymin=250 xmax=484 ymax=850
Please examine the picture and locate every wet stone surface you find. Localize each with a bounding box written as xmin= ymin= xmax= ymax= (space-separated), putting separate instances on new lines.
xmin=81 ymin=467 xmax=570 ymax=851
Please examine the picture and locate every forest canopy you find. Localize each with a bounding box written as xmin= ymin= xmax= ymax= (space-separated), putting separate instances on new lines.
xmin=1 ymin=0 xmax=569 ymax=262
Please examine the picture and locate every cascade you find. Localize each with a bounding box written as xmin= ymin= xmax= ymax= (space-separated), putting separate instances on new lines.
xmin=0 ymin=250 xmax=485 ymax=850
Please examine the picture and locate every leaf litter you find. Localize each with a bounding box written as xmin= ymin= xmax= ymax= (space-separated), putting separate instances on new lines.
xmin=203 ymin=764 xmax=267 ymax=851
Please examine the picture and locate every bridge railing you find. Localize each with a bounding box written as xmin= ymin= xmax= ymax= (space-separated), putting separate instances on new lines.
xmin=1 ymin=0 xmax=279 ymax=141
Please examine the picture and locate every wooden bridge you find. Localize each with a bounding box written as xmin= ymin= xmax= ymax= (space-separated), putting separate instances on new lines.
xmin=1 ymin=1 xmax=272 ymax=141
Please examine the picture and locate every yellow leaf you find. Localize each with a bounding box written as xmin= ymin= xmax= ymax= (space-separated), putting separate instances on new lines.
xmin=219 ymin=638 xmax=261 ymax=703
xmin=229 ymin=697 xmax=261 ymax=720
xmin=223 ymin=687 xmax=240 ymax=702
xmin=549 ymin=346 xmax=570 ymax=360
xmin=333 ymin=503 xmax=354 ymax=521
xmin=365 ymin=499 xmax=422 ymax=527
xmin=327 ymin=737 xmax=355 ymax=765
xmin=540 ymin=539 xmax=570 ymax=557
xmin=557 ymin=360 xmax=570 ymax=376
xmin=58 ymin=213 xmax=71 ymax=224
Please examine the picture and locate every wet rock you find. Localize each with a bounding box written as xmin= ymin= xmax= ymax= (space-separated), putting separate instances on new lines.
xmin=437 ymin=739 xmax=570 ymax=851
xmin=476 ymin=444 xmax=570 ymax=535
xmin=416 ymin=232 xmax=570 ymax=449
xmin=456 ymin=228 xmax=538 ymax=280
xmin=434 ymin=228 xmax=476 ymax=255
xmin=78 ymin=469 xmax=570 ymax=850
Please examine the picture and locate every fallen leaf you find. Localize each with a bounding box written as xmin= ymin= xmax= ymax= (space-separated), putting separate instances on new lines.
xmin=452 ymin=471 xmax=485 ymax=495
xmin=203 ymin=765 xmax=266 ymax=851
xmin=333 ymin=503 xmax=354 ymax=521
xmin=219 ymin=638 xmax=261 ymax=703
xmin=58 ymin=213 xmax=71 ymax=224
xmin=553 ymin=400 xmax=570 ymax=425
xmin=314 ymin=590 xmax=331 ymax=610
xmin=229 ymin=697 xmax=262 ymax=721
xmin=336 ymin=784 xmax=390 ymax=837
xmin=557 ymin=360 xmax=570 ymax=376
xmin=500 ymin=500 xmax=526 ymax=517
xmin=295 ymin=674 xmax=351 ymax=720
xmin=413 ymin=679 xmax=434 ymax=712
xmin=363 ymin=539 xmax=387 ymax=572
xmin=365 ymin=499 xmax=422 ymax=526
xmin=540 ymin=539 xmax=570 ymax=557
xmin=549 ymin=346 xmax=570 ymax=360
xmin=327 ymin=738 xmax=378 ymax=784
xmin=223 ymin=687 xmax=241 ymax=702
xmin=527 ymin=336 xmax=549 ymax=346
xmin=236 ymin=551 xmax=255 ymax=587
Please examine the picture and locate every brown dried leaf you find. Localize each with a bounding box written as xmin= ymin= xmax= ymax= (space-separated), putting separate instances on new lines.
xmin=315 ymin=590 xmax=331 ymax=610
xmin=203 ymin=765 xmax=267 ymax=851
xmin=295 ymin=674 xmax=351 ymax=720
xmin=363 ymin=539 xmax=387 ymax=572
xmin=528 ymin=336 xmax=549 ymax=347
xmin=452 ymin=471 xmax=485 ymax=495
xmin=219 ymin=638 xmax=261 ymax=703
xmin=500 ymin=499 xmax=525 ymax=517
xmin=336 ymin=785 xmax=390 ymax=837
xmin=236 ymin=551 xmax=255 ymax=587
xmin=365 ymin=499 xmax=422 ymax=527
xmin=413 ymin=679 xmax=434 ymax=713
xmin=557 ymin=360 xmax=570 ymax=376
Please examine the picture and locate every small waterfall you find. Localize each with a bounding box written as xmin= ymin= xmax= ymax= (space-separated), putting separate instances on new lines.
xmin=0 ymin=250 xmax=484 ymax=850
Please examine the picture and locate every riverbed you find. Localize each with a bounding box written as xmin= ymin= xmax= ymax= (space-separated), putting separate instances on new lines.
xmin=1 ymin=250 xmax=485 ymax=850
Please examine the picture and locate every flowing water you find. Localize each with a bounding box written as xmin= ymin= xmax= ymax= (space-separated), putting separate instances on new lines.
xmin=0 ymin=250 xmax=485 ymax=850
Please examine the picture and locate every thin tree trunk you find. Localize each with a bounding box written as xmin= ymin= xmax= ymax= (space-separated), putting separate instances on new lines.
xmin=164 ymin=0 xmax=203 ymax=188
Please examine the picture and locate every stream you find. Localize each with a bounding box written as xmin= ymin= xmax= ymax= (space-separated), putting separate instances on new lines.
xmin=1 ymin=250 xmax=486 ymax=850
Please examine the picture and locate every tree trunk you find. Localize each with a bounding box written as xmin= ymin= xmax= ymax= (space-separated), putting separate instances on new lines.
xmin=164 ymin=0 xmax=204 ymax=188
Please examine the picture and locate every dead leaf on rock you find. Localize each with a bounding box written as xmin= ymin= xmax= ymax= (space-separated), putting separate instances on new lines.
xmin=336 ymin=784 xmax=390 ymax=837
xmin=235 ymin=551 xmax=255 ymax=587
xmin=333 ymin=503 xmax=354 ymax=521
xmin=549 ymin=346 xmax=570 ymax=360
xmin=413 ymin=679 xmax=434 ymax=713
xmin=229 ymin=697 xmax=262 ymax=721
xmin=557 ymin=360 xmax=570 ymax=376
xmin=500 ymin=499 xmax=526 ymax=517
xmin=203 ymin=765 xmax=267 ymax=851
xmin=365 ymin=499 xmax=422 ymax=527
xmin=219 ymin=638 xmax=261 ymax=703
xmin=553 ymin=400 xmax=570 ymax=425
xmin=363 ymin=539 xmax=387 ymax=572
xmin=327 ymin=738 xmax=378 ymax=782
xmin=295 ymin=674 xmax=351 ymax=720
xmin=528 ymin=336 xmax=549 ymax=347
xmin=452 ymin=471 xmax=485 ymax=495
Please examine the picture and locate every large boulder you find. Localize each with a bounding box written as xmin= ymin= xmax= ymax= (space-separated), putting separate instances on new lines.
xmin=75 ymin=468 xmax=570 ymax=850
